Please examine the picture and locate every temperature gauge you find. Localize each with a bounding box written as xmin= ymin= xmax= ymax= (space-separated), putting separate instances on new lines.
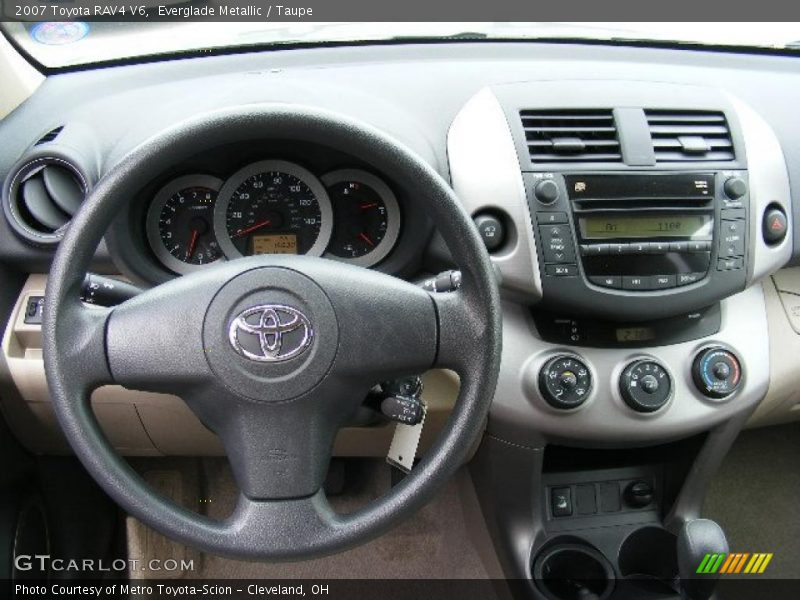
xmin=322 ymin=170 xmax=400 ymax=267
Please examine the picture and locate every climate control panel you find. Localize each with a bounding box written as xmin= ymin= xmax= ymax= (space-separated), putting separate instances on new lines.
xmin=536 ymin=347 xmax=743 ymax=413
xmin=619 ymin=359 xmax=672 ymax=413
xmin=538 ymin=355 xmax=592 ymax=409
xmin=692 ymin=347 xmax=743 ymax=399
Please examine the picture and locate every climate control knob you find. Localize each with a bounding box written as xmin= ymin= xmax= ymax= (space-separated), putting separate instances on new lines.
xmin=539 ymin=355 xmax=592 ymax=409
xmin=692 ymin=347 xmax=743 ymax=399
xmin=620 ymin=360 xmax=672 ymax=413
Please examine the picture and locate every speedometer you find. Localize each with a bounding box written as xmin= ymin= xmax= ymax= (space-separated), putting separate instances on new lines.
xmin=214 ymin=161 xmax=332 ymax=259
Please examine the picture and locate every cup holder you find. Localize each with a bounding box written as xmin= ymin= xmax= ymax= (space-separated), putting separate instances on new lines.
xmin=533 ymin=540 xmax=615 ymax=600
xmin=618 ymin=526 xmax=679 ymax=593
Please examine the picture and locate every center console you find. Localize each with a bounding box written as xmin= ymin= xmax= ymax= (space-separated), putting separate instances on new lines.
xmin=448 ymin=80 xmax=793 ymax=599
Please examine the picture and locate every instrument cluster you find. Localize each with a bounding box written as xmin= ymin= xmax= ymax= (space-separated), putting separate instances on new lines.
xmin=145 ymin=160 xmax=401 ymax=275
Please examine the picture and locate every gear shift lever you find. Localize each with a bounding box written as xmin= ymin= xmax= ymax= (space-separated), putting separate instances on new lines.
xmin=677 ymin=519 xmax=729 ymax=600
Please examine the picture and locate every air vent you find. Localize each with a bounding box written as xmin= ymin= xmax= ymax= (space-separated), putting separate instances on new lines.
xmin=3 ymin=158 xmax=87 ymax=245
xmin=519 ymin=109 xmax=621 ymax=163
xmin=646 ymin=110 xmax=734 ymax=162
xmin=35 ymin=126 xmax=64 ymax=145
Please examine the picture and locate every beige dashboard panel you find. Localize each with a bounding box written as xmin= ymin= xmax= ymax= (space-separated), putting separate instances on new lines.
xmin=1 ymin=275 xmax=461 ymax=458
xmin=748 ymin=269 xmax=800 ymax=427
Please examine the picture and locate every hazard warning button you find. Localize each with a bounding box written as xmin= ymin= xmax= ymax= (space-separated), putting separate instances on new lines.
xmin=763 ymin=206 xmax=788 ymax=245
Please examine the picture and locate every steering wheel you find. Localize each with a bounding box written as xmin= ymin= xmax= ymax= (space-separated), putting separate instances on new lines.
xmin=42 ymin=105 xmax=501 ymax=560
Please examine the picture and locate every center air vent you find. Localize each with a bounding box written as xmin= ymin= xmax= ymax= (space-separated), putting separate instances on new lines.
xmin=519 ymin=109 xmax=621 ymax=164
xmin=2 ymin=157 xmax=87 ymax=245
xmin=646 ymin=110 xmax=734 ymax=162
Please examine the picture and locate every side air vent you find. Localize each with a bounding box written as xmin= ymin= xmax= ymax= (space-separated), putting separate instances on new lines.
xmin=519 ymin=109 xmax=621 ymax=163
xmin=646 ymin=110 xmax=734 ymax=162
xmin=35 ymin=126 xmax=64 ymax=145
xmin=2 ymin=157 xmax=87 ymax=245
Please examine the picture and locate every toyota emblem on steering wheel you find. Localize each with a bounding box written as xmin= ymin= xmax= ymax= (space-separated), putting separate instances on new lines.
xmin=228 ymin=304 xmax=314 ymax=362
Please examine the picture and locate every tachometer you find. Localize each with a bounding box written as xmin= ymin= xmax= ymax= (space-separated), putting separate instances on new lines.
xmin=215 ymin=160 xmax=332 ymax=258
xmin=322 ymin=169 xmax=400 ymax=267
xmin=146 ymin=175 xmax=223 ymax=274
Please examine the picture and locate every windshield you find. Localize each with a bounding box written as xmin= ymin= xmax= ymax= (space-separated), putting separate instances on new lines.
xmin=3 ymin=21 xmax=800 ymax=69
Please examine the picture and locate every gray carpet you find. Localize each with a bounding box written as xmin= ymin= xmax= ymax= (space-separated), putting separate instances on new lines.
xmin=703 ymin=423 xmax=800 ymax=579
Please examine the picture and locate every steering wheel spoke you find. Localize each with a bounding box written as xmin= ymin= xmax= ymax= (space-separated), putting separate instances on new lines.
xmin=430 ymin=287 xmax=486 ymax=374
xmin=52 ymin=303 xmax=114 ymax=393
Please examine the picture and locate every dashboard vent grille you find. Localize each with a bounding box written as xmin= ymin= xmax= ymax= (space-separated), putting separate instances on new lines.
xmin=646 ymin=110 xmax=734 ymax=162
xmin=519 ymin=109 xmax=621 ymax=163
xmin=3 ymin=158 xmax=87 ymax=244
xmin=35 ymin=126 xmax=64 ymax=145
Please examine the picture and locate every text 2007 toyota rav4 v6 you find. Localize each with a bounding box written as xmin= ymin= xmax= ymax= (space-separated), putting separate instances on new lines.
xmin=0 ymin=19 xmax=798 ymax=600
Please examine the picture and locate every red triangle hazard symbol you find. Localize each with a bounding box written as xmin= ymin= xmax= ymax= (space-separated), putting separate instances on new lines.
xmin=771 ymin=217 xmax=784 ymax=231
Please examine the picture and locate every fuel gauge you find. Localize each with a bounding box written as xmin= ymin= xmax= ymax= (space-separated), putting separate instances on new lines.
xmin=322 ymin=169 xmax=400 ymax=267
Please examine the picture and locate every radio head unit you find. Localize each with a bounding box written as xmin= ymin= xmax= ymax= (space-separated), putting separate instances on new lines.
xmin=527 ymin=171 xmax=749 ymax=320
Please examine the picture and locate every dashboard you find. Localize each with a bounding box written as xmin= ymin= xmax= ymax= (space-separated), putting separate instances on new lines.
xmin=1 ymin=41 xmax=800 ymax=459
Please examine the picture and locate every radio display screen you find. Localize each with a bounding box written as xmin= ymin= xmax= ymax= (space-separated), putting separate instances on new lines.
xmin=579 ymin=215 xmax=712 ymax=240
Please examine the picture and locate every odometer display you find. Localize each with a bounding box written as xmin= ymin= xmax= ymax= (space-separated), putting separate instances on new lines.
xmin=215 ymin=161 xmax=332 ymax=258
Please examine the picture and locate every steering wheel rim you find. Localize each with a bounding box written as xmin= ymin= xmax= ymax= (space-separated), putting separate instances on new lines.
xmin=42 ymin=104 xmax=502 ymax=560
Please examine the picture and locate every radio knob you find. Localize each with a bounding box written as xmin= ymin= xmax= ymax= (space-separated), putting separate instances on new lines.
xmin=723 ymin=177 xmax=747 ymax=200
xmin=534 ymin=180 xmax=560 ymax=205
xmin=539 ymin=355 xmax=592 ymax=409
xmin=620 ymin=360 xmax=672 ymax=413
xmin=692 ymin=347 xmax=743 ymax=399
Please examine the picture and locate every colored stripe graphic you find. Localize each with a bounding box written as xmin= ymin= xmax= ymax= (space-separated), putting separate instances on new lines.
xmin=734 ymin=553 xmax=750 ymax=573
xmin=699 ymin=552 xmax=773 ymax=575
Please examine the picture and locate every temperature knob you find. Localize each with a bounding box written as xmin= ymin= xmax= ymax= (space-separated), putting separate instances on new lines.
xmin=692 ymin=347 xmax=743 ymax=399
xmin=620 ymin=360 xmax=672 ymax=413
xmin=539 ymin=355 xmax=592 ymax=409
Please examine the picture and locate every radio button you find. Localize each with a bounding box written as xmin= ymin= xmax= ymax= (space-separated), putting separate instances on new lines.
xmin=721 ymin=208 xmax=746 ymax=221
xmin=629 ymin=242 xmax=649 ymax=254
xmin=539 ymin=225 xmax=576 ymax=263
xmin=652 ymin=274 xmax=677 ymax=289
xmin=608 ymin=243 xmax=628 ymax=255
xmin=622 ymin=275 xmax=652 ymax=291
xmin=669 ymin=241 xmax=689 ymax=252
xmin=719 ymin=234 xmax=745 ymax=257
xmin=580 ymin=243 xmax=608 ymax=256
xmin=650 ymin=241 xmax=670 ymax=254
xmin=722 ymin=219 xmax=745 ymax=235
xmin=546 ymin=264 xmax=578 ymax=277
xmin=537 ymin=211 xmax=568 ymax=225
xmin=677 ymin=272 xmax=705 ymax=286
xmin=718 ymin=257 xmax=744 ymax=271
xmin=589 ymin=275 xmax=622 ymax=288
xmin=688 ymin=241 xmax=711 ymax=252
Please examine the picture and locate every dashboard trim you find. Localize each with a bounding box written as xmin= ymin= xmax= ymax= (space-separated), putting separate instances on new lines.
xmin=447 ymin=87 xmax=543 ymax=300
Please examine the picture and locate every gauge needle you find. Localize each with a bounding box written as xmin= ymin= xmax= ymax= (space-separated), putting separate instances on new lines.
xmin=360 ymin=203 xmax=378 ymax=210
xmin=359 ymin=232 xmax=375 ymax=247
xmin=186 ymin=229 xmax=199 ymax=260
xmin=233 ymin=220 xmax=271 ymax=237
